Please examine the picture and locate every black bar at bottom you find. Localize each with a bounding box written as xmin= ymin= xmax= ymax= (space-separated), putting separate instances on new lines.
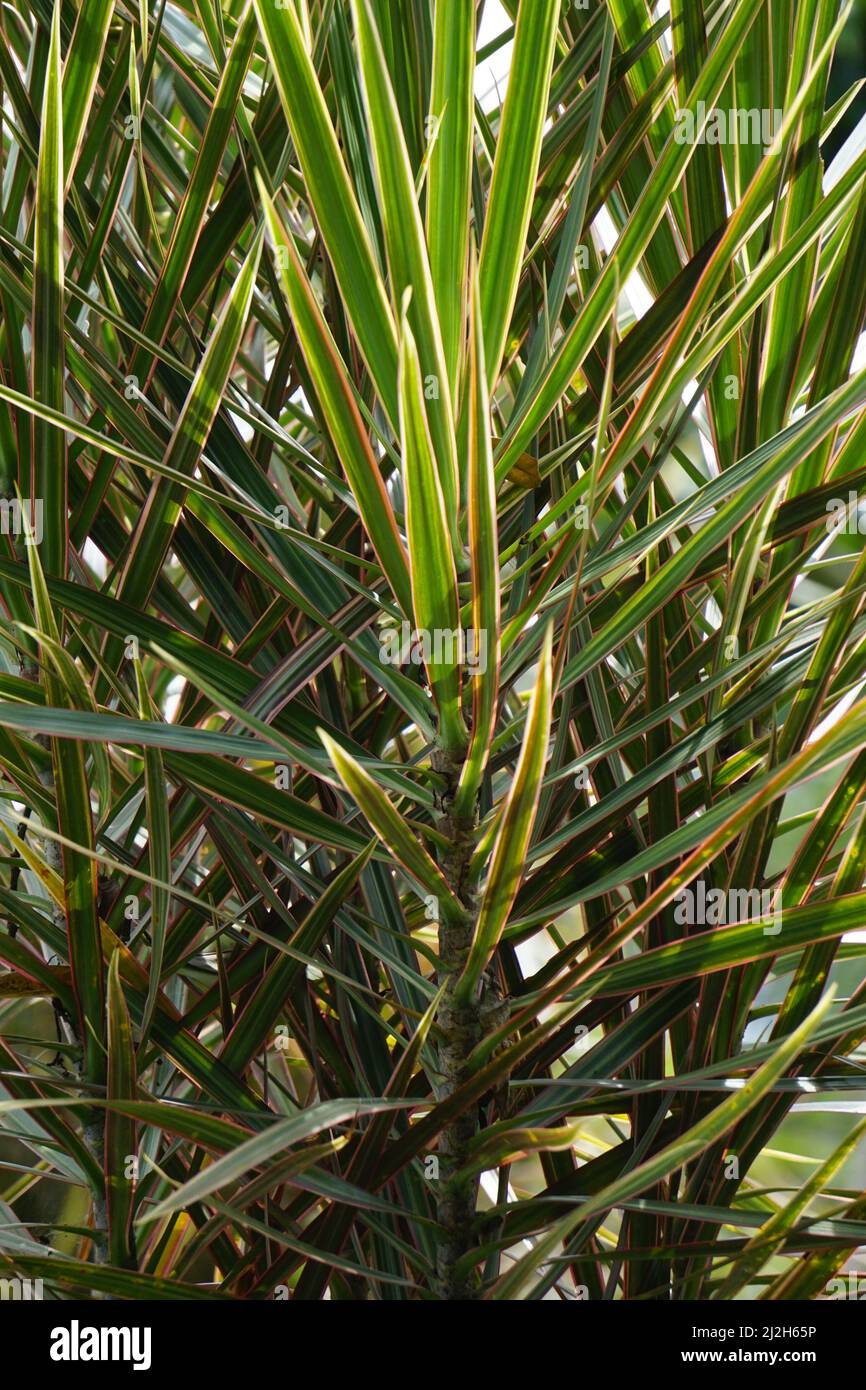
xmin=3 ymin=1294 xmax=863 ymax=1377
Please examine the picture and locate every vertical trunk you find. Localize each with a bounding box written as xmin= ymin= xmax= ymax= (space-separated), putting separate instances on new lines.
xmin=432 ymin=748 xmax=483 ymax=1299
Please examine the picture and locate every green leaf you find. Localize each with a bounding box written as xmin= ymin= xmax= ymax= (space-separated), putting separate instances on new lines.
xmin=714 ymin=1115 xmax=866 ymax=1299
xmin=399 ymin=310 xmax=466 ymax=753
xmin=351 ymin=0 xmax=460 ymax=535
xmin=142 ymin=1099 xmax=412 ymax=1223
xmin=496 ymin=0 xmax=765 ymax=477
xmin=32 ymin=0 xmax=66 ymax=578
xmin=259 ymin=175 xmax=413 ymax=616
xmin=319 ymin=729 xmax=462 ymax=916
xmin=128 ymin=2 xmax=258 ymax=384
xmin=251 ymin=0 xmax=399 ymax=422
xmin=492 ymin=990 xmax=836 ymax=1298
xmin=426 ymin=0 xmax=475 ymax=396
xmin=457 ymin=623 xmax=552 ymax=1001
xmin=62 ymin=0 xmax=115 ymax=190
xmin=219 ymin=841 xmax=376 ymax=1073
xmin=478 ymin=0 xmax=561 ymax=387
xmin=0 ymin=1252 xmax=230 ymax=1301
xmin=115 ymin=225 xmax=265 ymax=615
xmin=133 ymin=663 xmax=171 ymax=1047
xmin=455 ymin=259 xmax=500 ymax=812
xmin=24 ymin=525 xmax=104 ymax=1086
xmin=106 ymin=952 xmax=137 ymax=1269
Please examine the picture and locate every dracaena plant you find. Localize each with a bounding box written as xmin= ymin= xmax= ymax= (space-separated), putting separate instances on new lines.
xmin=2 ymin=0 xmax=866 ymax=1305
